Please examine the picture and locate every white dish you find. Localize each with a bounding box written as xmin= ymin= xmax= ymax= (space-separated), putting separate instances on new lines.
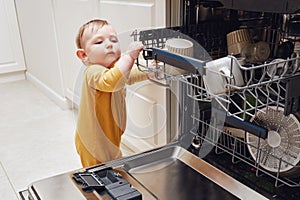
xmin=165 ymin=38 xmax=194 ymax=75
xmin=266 ymin=58 xmax=287 ymax=77
xmin=202 ymin=56 xmax=244 ymax=95
xmin=165 ymin=38 xmax=194 ymax=57
xmin=246 ymin=106 xmax=300 ymax=173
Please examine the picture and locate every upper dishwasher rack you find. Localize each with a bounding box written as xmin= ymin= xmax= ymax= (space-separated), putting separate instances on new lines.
xmin=134 ymin=28 xmax=300 ymax=120
xmin=138 ymin=47 xmax=300 ymax=118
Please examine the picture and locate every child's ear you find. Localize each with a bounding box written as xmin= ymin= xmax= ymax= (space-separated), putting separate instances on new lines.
xmin=76 ymin=49 xmax=87 ymax=61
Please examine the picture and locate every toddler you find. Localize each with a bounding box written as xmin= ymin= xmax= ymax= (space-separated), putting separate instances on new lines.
xmin=74 ymin=19 xmax=148 ymax=167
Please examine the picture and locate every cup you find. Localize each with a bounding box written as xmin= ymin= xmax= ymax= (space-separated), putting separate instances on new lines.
xmin=202 ymin=56 xmax=244 ymax=95
xmin=164 ymin=38 xmax=194 ymax=75
xmin=241 ymin=41 xmax=270 ymax=63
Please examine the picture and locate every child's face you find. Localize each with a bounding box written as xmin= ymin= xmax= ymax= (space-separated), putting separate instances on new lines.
xmin=81 ymin=24 xmax=121 ymax=67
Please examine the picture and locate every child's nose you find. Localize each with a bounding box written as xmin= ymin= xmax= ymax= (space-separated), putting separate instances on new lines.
xmin=105 ymin=41 xmax=113 ymax=49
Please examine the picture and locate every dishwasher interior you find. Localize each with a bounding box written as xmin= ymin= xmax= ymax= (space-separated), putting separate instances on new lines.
xmin=133 ymin=0 xmax=300 ymax=199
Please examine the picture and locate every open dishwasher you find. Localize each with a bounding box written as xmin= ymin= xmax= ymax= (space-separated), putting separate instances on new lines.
xmin=132 ymin=1 xmax=300 ymax=198
xmin=132 ymin=22 xmax=300 ymax=198
xmin=22 ymin=25 xmax=299 ymax=199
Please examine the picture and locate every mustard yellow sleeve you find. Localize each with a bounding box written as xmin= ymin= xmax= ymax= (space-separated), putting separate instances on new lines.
xmin=86 ymin=65 xmax=127 ymax=92
xmin=126 ymin=65 xmax=148 ymax=85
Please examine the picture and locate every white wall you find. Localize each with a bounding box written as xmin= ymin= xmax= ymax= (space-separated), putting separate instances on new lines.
xmin=51 ymin=0 xmax=99 ymax=105
xmin=15 ymin=0 xmax=99 ymax=109
xmin=97 ymin=0 xmax=168 ymax=152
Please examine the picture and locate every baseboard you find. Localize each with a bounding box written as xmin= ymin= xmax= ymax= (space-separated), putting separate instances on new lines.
xmin=0 ymin=70 xmax=26 ymax=83
xmin=66 ymin=87 xmax=80 ymax=109
xmin=26 ymin=72 xmax=71 ymax=110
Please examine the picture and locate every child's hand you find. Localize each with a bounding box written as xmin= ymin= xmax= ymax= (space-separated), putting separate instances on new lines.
xmin=147 ymin=62 xmax=164 ymax=79
xmin=127 ymin=41 xmax=144 ymax=60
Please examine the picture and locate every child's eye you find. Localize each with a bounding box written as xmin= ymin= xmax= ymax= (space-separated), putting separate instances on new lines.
xmin=111 ymin=38 xmax=118 ymax=43
xmin=95 ymin=41 xmax=103 ymax=44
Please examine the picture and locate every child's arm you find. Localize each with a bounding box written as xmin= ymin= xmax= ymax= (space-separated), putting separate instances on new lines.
xmin=116 ymin=42 xmax=144 ymax=78
xmin=126 ymin=65 xmax=148 ymax=85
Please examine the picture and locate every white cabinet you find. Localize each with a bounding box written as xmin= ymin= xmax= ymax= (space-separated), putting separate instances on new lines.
xmin=0 ymin=0 xmax=26 ymax=83
xmin=12 ymin=0 xmax=167 ymax=152
xmin=15 ymin=0 xmax=98 ymax=108
xmin=13 ymin=0 xmax=167 ymax=124
xmin=52 ymin=0 xmax=99 ymax=105
xmin=54 ymin=0 xmax=167 ymax=106
xmin=98 ymin=0 xmax=166 ymax=33
xmin=51 ymin=0 xmax=166 ymax=106
xmin=123 ymin=80 xmax=168 ymax=153
xmin=97 ymin=0 xmax=168 ymax=153
xmin=15 ymin=0 xmax=68 ymax=108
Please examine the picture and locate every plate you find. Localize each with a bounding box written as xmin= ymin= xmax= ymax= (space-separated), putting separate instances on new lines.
xmin=266 ymin=59 xmax=287 ymax=77
xmin=246 ymin=106 xmax=300 ymax=174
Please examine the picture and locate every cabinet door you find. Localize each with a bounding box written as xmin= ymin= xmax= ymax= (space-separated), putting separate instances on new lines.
xmin=52 ymin=0 xmax=98 ymax=104
xmin=98 ymin=0 xmax=166 ymax=33
xmin=98 ymin=0 xmax=168 ymax=153
xmin=0 ymin=0 xmax=25 ymax=82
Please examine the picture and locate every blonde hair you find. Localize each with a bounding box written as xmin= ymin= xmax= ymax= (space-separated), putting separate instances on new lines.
xmin=75 ymin=19 xmax=109 ymax=49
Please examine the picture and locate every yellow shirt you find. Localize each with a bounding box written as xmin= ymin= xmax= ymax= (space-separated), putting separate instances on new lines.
xmin=76 ymin=64 xmax=147 ymax=163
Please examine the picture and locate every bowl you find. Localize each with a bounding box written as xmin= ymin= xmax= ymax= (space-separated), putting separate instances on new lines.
xmin=164 ymin=38 xmax=194 ymax=75
xmin=165 ymin=38 xmax=194 ymax=57
xmin=226 ymin=29 xmax=252 ymax=55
